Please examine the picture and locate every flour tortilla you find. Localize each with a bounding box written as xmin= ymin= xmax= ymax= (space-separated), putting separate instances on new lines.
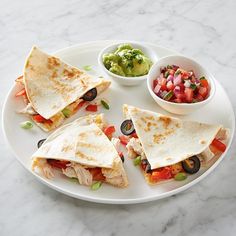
xmin=123 ymin=105 xmax=222 ymax=170
xmin=32 ymin=114 xmax=128 ymax=187
xmin=24 ymin=46 xmax=110 ymax=120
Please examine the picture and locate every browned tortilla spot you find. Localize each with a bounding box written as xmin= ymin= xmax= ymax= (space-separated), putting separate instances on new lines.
xmin=159 ymin=116 xmax=171 ymax=129
xmin=48 ymin=56 xmax=61 ymax=68
xmin=200 ymin=140 xmax=206 ymax=144
xmin=76 ymin=150 xmax=96 ymax=161
xmin=153 ymin=129 xmax=175 ymax=144
xmin=62 ymin=144 xmax=74 ymax=152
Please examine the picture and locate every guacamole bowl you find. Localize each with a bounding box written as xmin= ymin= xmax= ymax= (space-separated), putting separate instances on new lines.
xmin=98 ymin=42 xmax=158 ymax=86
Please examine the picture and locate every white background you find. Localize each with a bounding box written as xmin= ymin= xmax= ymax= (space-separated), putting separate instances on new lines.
xmin=0 ymin=0 xmax=236 ymax=235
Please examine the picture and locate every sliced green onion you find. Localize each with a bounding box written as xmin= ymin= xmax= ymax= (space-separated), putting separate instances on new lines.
xmin=69 ymin=177 xmax=78 ymax=183
xmin=199 ymin=76 xmax=206 ymax=80
xmin=190 ymin=83 xmax=197 ymax=90
xmin=101 ymin=100 xmax=110 ymax=110
xmin=166 ymin=65 xmax=172 ymax=69
xmin=133 ymin=156 xmax=141 ymax=166
xmin=174 ymin=69 xmax=181 ymax=76
xmin=174 ymin=172 xmax=187 ymax=181
xmin=164 ymin=71 xmax=170 ymax=78
xmin=62 ymin=108 xmax=71 ymax=118
xmin=91 ymin=181 xmax=102 ymax=190
xmin=83 ymin=65 xmax=92 ymax=71
xmin=20 ymin=121 xmax=33 ymax=129
xmin=163 ymin=91 xmax=173 ymax=101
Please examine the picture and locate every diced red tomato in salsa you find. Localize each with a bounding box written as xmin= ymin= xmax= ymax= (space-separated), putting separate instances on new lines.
xmin=200 ymin=79 xmax=209 ymax=88
xmin=152 ymin=65 xmax=210 ymax=104
xmin=185 ymin=88 xmax=193 ymax=103
xmin=198 ymin=87 xmax=208 ymax=98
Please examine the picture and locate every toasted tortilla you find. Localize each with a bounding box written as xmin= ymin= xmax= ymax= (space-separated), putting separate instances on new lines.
xmin=32 ymin=114 xmax=128 ymax=187
xmin=24 ymin=46 xmax=110 ymax=120
xmin=123 ymin=105 xmax=222 ymax=170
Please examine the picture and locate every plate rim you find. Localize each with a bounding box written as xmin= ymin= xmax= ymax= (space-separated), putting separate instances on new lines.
xmin=2 ymin=40 xmax=235 ymax=204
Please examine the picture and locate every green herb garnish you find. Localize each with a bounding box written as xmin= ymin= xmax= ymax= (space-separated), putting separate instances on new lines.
xmin=190 ymin=83 xmax=197 ymax=90
xmin=62 ymin=108 xmax=71 ymax=118
xmin=174 ymin=69 xmax=181 ymax=76
xmin=20 ymin=121 xmax=33 ymax=129
xmin=163 ymin=91 xmax=173 ymax=101
xmin=199 ymin=76 xmax=206 ymax=80
xmin=101 ymin=100 xmax=110 ymax=110
xmin=83 ymin=65 xmax=92 ymax=71
xmin=174 ymin=172 xmax=187 ymax=181
xmin=164 ymin=71 xmax=170 ymax=78
xmin=133 ymin=156 xmax=142 ymax=166
xmin=91 ymin=181 xmax=102 ymax=190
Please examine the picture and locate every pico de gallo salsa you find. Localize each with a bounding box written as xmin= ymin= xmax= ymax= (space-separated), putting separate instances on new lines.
xmin=152 ymin=65 xmax=210 ymax=103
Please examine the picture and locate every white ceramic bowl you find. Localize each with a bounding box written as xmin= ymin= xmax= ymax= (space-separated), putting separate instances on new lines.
xmin=147 ymin=55 xmax=216 ymax=115
xmin=98 ymin=41 xmax=158 ymax=86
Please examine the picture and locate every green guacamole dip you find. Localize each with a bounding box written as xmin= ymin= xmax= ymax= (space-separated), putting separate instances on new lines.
xmin=103 ymin=44 xmax=153 ymax=77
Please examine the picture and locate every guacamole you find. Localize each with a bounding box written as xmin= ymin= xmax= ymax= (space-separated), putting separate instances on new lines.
xmin=103 ymin=44 xmax=152 ymax=77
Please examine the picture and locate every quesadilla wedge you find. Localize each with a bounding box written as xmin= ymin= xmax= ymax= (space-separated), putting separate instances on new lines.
xmin=16 ymin=46 xmax=111 ymax=132
xmin=32 ymin=114 xmax=128 ymax=188
xmin=120 ymin=105 xmax=229 ymax=185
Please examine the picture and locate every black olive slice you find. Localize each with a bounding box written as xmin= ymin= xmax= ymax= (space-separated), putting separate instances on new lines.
xmin=141 ymin=159 xmax=152 ymax=173
xmin=82 ymin=88 xmax=97 ymax=101
xmin=120 ymin=119 xmax=135 ymax=136
xmin=182 ymin=155 xmax=201 ymax=174
xmin=37 ymin=139 xmax=46 ymax=148
xmin=120 ymin=153 xmax=125 ymax=163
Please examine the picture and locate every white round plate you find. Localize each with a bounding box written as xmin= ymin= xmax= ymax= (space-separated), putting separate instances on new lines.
xmin=2 ymin=40 xmax=235 ymax=204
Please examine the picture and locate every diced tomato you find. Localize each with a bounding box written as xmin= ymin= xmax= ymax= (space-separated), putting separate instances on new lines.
xmin=76 ymin=101 xmax=86 ymax=110
xmin=130 ymin=132 xmax=138 ymax=138
xmin=150 ymin=167 xmax=173 ymax=182
xmin=185 ymin=88 xmax=194 ymax=103
xmin=211 ymin=138 xmax=226 ymax=153
xmin=200 ymin=79 xmax=209 ymax=88
xmin=198 ymin=86 xmax=208 ymax=98
xmin=103 ymin=126 xmax=116 ymax=138
xmin=159 ymin=78 xmax=167 ymax=91
xmin=47 ymin=160 xmax=70 ymax=169
xmin=173 ymin=98 xmax=182 ymax=103
xmin=89 ymin=167 xmax=105 ymax=181
xmin=178 ymin=83 xmax=185 ymax=92
xmin=176 ymin=92 xmax=186 ymax=101
xmin=33 ymin=115 xmax=52 ymax=124
xmin=166 ymin=81 xmax=175 ymax=91
xmin=85 ymin=104 xmax=98 ymax=112
xmin=153 ymin=79 xmax=158 ymax=89
xmin=119 ymin=135 xmax=129 ymax=146
xmin=195 ymin=94 xmax=204 ymax=101
xmin=181 ymin=71 xmax=190 ymax=80
xmin=15 ymin=88 xmax=26 ymax=97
